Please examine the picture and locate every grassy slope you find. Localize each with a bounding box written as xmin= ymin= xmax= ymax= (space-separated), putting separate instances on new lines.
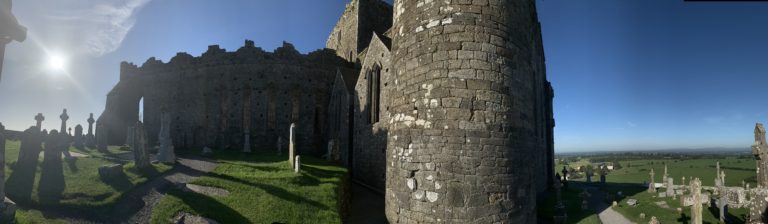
xmin=3 ymin=140 xmax=172 ymax=223
xmin=538 ymin=184 xmax=602 ymax=224
xmin=150 ymin=151 xmax=348 ymax=224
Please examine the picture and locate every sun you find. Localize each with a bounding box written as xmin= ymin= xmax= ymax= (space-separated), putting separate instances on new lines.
xmin=46 ymin=52 xmax=67 ymax=72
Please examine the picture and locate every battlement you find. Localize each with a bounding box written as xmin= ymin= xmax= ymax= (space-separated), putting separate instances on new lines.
xmin=120 ymin=40 xmax=348 ymax=75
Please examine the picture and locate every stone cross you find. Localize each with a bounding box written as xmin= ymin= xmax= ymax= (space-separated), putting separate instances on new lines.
xmin=59 ymin=109 xmax=68 ymax=134
xmin=553 ymin=174 xmax=567 ymax=223
xmin=752 ymin=123 xmax=768 ymax=187
xmin=717 ymin=195 xmax=728 ymax=223
xmin=294 ymin=155 xmax=301 ymax=173
xmin=87 ymin=113 xmax=95 ymax=136
xmin=34 ymin=113 xmax=44 ymax=130
xmin=682 ymin=176 xmax=686 ymax=186
xmin=691 ymin=177 xmax=703 ymax=224
xmin=289 ymin=123 xmax=296 ymax=168
xmin=73 ymin=124 xmax=83 ymax=149
xmin=277 ymin=136 xmax=282 ymax=155
xmin=648 ymin=168 xmax=656 ymax=193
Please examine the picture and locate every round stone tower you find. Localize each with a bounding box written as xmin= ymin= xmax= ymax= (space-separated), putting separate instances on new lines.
xmin=386 ymin=0 xmax=544 ymax=223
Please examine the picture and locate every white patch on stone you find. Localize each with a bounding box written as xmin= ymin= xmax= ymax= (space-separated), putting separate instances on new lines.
xmin=435 ymin=181 xmax=442 ymax=189
xmin=407 ymin=178 xmax=416 ymax=190
xmin=444 ymin=125 xmax=449 ymax=129
xmin=429 ymin=99 xmax=439 ymax=108
xmin=414 ymin=190 xmax=425 ymax=199
xmin=426 ymin=162 xmax=435 ymax=170
xmin=427 ymin=191 xmax=439 ymax=202
xmin=442 ymin=17 xmax=453 ymax=25
xmin=426 ymin=20 xmax=440 ymax=29
xmin=415 ymin=26 xmax=424 ymax=33
xmin=427 ymin=175 xmax=434 ymax=181
xmin=399 ymin=26 xmax=404 ymax=36
xmin=467 ymin=139 xmax=471 ymax=143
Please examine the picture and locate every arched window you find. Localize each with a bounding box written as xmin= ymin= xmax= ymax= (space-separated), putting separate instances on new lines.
xmin=367 ymin=64 xmax=381 ymax=124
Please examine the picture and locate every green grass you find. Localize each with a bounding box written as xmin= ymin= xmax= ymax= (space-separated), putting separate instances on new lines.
xmin=150 ymin=150 xmax=349 ymax=224
xmin=3 ymin=140 xmax=173 ymax=223
xmin=538 ymin=184 xmax=601 ymax=224
xmin=560 ymin=157 xmax=756 ymax=224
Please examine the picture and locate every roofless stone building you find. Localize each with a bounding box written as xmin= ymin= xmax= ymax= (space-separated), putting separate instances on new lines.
xmin=97 ymin=0 xmax=554 ymax=222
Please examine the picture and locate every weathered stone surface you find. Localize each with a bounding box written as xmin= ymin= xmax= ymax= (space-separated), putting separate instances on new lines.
xmin=96 ymin=122 xmax=108 ymax=152
xmin=73 ymin=124 xmax=84 ymax=149
xmin=754 ymin=123 xmax=768 ymax=188
xmin=295 ymin=155 xmax=301 ymax=173
xmin=691 ymin=177 xmax=702 ymax=224
xmin=385 ymin=0 xmax=553 ymax=222
xmin=132 ymin=121 xmax=150 ymax=169
xmin=1 ymin=197 xmax=16 ymax=224
xmin=648 ymin=168 xmax=656 ymax=193
xmin=289 ymin=123 xmax=296 ymax=167
xmin=98 ymin=164 xmax=125 ymax=180
xmin=173 ymin=212 xmax=219 ymax=224
xmin=5 ymin=127 xmax=43 ymax=202
xmin=157 ymin=112 xmax=175 ymax=163
xmin=38 ymin=130 xmax=67 ymax=204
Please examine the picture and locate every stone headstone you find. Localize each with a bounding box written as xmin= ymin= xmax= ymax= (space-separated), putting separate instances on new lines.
xmin=294 ymin=155 xmax=300 ymax=173
xmin=289 ymin=123 xmax=296 ymax=167
xmin=639 ymin=213 xmax=646 ymax=219
xmin=157 ymin=112 xmax=176 ymax=163
xmin=326 ymin=140 xmax=334 ymax=161
xmin=626 ymin=199 xmax=638 ymax=206
xmin=5 ymin=127 xmax=43 ymax=202
xmin=658 ymin=192 xmax=667 ymax=198
xmin=73 ymin=124 xmax=84 ymax=149
xmin=666 ymin=177 xmax=674 ymax=197
xmin=276 ymin=136 xmax=282 ymax=155
xmin=648 ymin=216 xmax=659 ymax=224
xmin=38 ymin=130 xmax=66 ymax=204
xmin=691 ymin=177 xmax=702 ymax=224
xmin=648 ymin=168 xmax=656 ymax=193
xmin=132 ymin=121 xmax=150 ymax=169
xmin=96 ymin=122 xmax=108 ymax=152
xmin=98 ymin=164 xmax=124 ymax=180
xmin=59 ymin=109 xmax=68 ymax=134
xmin=716 ymin=196 xmax=728 ymax=223
xmin=243 ymin=130 xmax=251 ymax=153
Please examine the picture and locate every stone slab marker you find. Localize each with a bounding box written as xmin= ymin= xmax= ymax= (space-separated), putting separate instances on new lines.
xmin=666 ymin=177 xmax=674 ymax=197
xmin=326 ymin=140 xmax=334 ymax=161
xmin=73 ymin=124 xmax=84 ymax=149
xmin=38 ymin=130 xmax=66 ymax=204
xmin=691 ymin=177 xmax=702 ymax=224
xmin=648 ymin=168 xmax=656 ymax=193
xmin=294 ymin=155 xmax=300 ymax=173
xmin=132 ymin=121 xmax=150 ymax=169
xmin=277 ymin=136 xmax=282 ymax=155
xmin=289 ymin=123 xmax=296 ymax=167
xmin=96 ymin=122 xmax=108 ymax=152
xmin=157 ymin=112 xmax=176 ymax=163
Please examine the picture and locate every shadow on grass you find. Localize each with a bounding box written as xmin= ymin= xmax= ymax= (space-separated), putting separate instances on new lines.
xmin=100 ymin=171 xmax=134 ymax=192
xmin=167 ymin=188 xmax=250 ymax=223
xmin=65 ymin=158 xmax=79 ymax=173
xmin=206 ymin=172 xmax=329 ymax=210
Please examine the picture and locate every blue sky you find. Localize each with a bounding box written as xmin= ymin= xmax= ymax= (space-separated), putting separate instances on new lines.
xmin=2 ymin=0 xmax=767 ymax=152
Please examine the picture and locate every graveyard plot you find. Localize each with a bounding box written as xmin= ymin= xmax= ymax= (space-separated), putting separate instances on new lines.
xmin=3 ymin=140 xmax=173 ymax=222
xmin=537 ymin=185 xmax=601 ymax=224
xmin=150 ymin=151 xmax=349 ymax=224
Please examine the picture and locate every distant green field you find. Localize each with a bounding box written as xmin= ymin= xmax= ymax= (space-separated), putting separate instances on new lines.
xmin=559 ymin=157 xmax=756 ymax=187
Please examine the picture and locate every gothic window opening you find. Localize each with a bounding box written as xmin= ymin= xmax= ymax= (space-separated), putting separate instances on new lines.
xmin=367 ymin=65 xmax=381 ymax=124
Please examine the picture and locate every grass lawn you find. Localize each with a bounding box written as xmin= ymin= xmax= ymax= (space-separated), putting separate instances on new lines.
xmin=3 ymin=140 xmax=173 ymax=223
xmin=150 ymin=151 xmax=349 ymax=224
xmin=609 ymin=186 xmax=748 ymax=223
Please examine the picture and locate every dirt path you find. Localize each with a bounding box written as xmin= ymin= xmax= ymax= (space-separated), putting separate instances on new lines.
xmin=585 ymin=186 xmax=635 ymax=224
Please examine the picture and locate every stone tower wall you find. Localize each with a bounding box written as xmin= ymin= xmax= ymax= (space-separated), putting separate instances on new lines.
xmin=385 ymin=0 xmax=545 ymax=222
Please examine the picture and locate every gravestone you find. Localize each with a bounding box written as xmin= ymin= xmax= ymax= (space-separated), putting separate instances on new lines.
xmin=98 ymin=164 xmax=124 ymax=180
xmin=626 ymin=199 xmax=638 ymax=206
xmin=243 ymin=130 xmax=251 ymax=153
xmin=658 ymin=192 xmax=667 ymax=198
xmin=277 ymin=136 xmax=282 ymax=155
xmin=648 ymin=168 xmax=656 ymax=193
xmin=553 ymin=175 xmax=567 ymax=224
xmin=5 ymin=127 xmax=43 ymax=202
xmin=599 ymin=165 xmax=608 ymax=184
xmin=561 ymin=166 xmax=569 ymax=190
xmin=289 ymin=123 xmax=296 ymax=167
xmin=38 ymin=130 xmax=66 ymax=204
xmin=157 ymin=112 xmax=176 ymax=163
xmin=132 ymin=121 xmax=150 ymax=169
xmin=294 ymin=155 xmax=301 ymax=173
xmin=86 ymin=113 xmax=95 ymax=148
xmin=666 ymin=177 xmax=674 ymax=197
xmin=59 ymin=109 xmax=68 ymax=134
xmin=73 ymin=124 xmax=84 ymax=149
xmin=96 ymin=122 xmax=108 ymax=152
xmin=0 ymin=123 xmax=12 ymax=221
xmin=34 ymin=113 xmax=44 ymax=130
xmin=691 ymin=177 xmax=702 ymax=224
xmin=649 ymin=216 xmax=659 ymax=224
xmin=326 ymin=140 xmax=334 ymax=161
xmin=716 ymin=196 xmax=728 ymax=223
xmin=579 ymin=189 xmax=590 ymax=210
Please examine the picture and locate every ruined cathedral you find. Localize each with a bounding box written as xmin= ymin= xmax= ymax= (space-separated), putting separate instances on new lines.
xmin=97 ymin=0 xmax=554 ymax=222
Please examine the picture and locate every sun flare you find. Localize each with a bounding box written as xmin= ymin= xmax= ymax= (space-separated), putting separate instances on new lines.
xmin=46 ymin=53 xmax=67 ymax=72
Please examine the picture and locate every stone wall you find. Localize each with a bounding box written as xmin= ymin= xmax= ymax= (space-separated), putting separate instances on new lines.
xmin=352 ymin=33 xmax=392 ymax=191
xmin=385 ymin=0 xmax=549 ymax=223
xmin=326 ymin=0 xmax=392 ymax=63
xmin=98 ymin=41 xmax=353 ymax=155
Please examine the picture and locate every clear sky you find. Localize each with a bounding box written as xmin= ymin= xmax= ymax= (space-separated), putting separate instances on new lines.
xmin=2 ymin=0 xmax=767 ymax=152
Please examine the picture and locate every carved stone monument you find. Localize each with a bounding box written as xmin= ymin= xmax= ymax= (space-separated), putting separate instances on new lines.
xmin=648 ymin=168 xmax=656 ymax=193
xmin=294 ymin=155 xmax=301 ymax=173
xmin=73 ymin=124 xmax=84 ymax=149
xmin=753 ymin=123 xmax=768 ymax=187
xmin=666 ymin=177 xmax=674 ymax=197
xmin=34 ymin=113 xmax=44 ymax=130
xmin=691 ymin=177 xmax=702 ymax=224
xmin=38 ymin=130 xmax=66 ymax=204
xmin=86 ymin=113 xmax=95 ymax=148
xmin=132 ymin=121 xmax=150 ymax=169
xmin=289 ymin=123 xmax=296 ymax=168
xmin=157 ymin=112 xmax=176 ymax=163
xmin=59 ymin=109 xmax=69 ymax=134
